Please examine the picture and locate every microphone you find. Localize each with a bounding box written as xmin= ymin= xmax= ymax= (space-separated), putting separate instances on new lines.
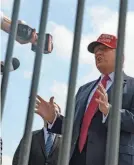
xmin=1 ymin=58 xmax=20 ymax=75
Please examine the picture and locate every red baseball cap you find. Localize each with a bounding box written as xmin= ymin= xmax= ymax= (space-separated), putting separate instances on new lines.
xmin=87 ymin=34 xmax=117 ymax=53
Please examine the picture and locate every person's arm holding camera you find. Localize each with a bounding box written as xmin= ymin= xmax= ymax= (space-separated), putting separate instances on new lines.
xmin=0 ymin=11 xmax=37 ymax=44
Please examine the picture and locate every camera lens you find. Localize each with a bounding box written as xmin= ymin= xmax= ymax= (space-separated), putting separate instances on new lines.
xmin=17 ymin=24 xmax=33 ymax=41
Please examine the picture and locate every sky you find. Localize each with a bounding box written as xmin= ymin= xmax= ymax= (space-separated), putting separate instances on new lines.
xmin=1 ymin=0 xmax=134 ymax=164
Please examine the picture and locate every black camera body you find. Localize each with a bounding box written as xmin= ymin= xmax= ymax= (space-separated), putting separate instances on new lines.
xmin=17 ymin=24 xmax=34 ymax=41
xmin=31 ymin=33 xmax=53 ymax=54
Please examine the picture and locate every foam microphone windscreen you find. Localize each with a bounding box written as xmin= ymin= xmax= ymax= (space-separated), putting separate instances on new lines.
xmin=1 ymin=58 xmax=20 ymax=74
xmin=12 ymin=58 xmax=20 ymax=70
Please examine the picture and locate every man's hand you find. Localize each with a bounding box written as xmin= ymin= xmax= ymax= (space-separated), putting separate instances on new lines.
xmin=35 ymin=95 xmax=60 ymax=124
xmin=95 ymin=83 xmax=110 ymax=116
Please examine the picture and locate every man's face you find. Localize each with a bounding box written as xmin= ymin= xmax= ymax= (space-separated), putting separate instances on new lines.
xmin=94 ymin=44 xmax=116 ymax=74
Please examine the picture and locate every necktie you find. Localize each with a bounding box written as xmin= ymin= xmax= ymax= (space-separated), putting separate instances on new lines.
xmin=79 ymin=75 xmax=110 ymax=152
xmin=45 ymin=132 xmax=53 ymax=156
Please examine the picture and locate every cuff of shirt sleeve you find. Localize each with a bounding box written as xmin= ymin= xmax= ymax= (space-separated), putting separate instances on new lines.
xmin=47 ymin=113 xmax=57 ymax=129
xmin=102 ymin=113 xmax=109 ymax=123
xmin=102 ymin=104 xmax=112 ymax=123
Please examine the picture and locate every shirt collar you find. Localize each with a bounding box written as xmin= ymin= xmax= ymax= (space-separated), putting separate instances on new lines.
xmin=101 ymin=72 xmax=114 ymax=82
xmin=43 ymin=127 xmax=54 ymax=135
xmin=43 ymin=127 xmax=47 ymax=135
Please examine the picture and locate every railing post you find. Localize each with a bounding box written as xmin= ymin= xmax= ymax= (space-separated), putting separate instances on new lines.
xmin=1 ymin=0 xmax=21 ymax=119
xmin=105 ymin=1 xmax=128 ymax=165
xmin=58 ymin=0 xmax=85 ymax=165
xmin=18 ymin=1 xmax=50 ymax=165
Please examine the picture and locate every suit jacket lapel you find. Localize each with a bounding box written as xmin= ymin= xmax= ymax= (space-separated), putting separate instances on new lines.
xmin=107 ymin=84 xmax=113 ymax=104
xmin=36 ymin=128 xmax=46 ymax=158
xmin=37 ymin=129 xmax=61 ymax=158
xmin=122 ymin=72 xmax=127 ymax=89
xmin=49 ymin=135 xmax=61 ymax=156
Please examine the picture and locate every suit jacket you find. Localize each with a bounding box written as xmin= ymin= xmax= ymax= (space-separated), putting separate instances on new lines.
xmin=12 ymin=129 xmax=61 ymax=165
xmin=49 ymin=73 xmax=134 ymax=165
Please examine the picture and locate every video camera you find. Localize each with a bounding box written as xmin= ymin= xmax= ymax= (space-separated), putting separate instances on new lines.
xmin=17 ymin=24 xmax=53 ymax=54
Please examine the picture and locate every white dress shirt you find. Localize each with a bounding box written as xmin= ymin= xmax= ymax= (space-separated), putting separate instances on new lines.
xmin=43 ymin=127 xmax=56 ymax=144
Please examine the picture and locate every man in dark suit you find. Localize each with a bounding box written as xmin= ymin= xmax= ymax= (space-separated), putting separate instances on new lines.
xmin=36 ymin=34 xmax=134 ymax=165
xmin=12 ymin=96 xmax=61 ymax=165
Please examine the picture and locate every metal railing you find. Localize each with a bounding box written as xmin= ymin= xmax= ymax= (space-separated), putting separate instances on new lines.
xmin=105 ymin=1 xmax=128 ymax=165
xmin=1 ymin=0 xmax=21 ymax=119
xmin=1 ymin=0 xmax=128 ymax=165
xmin=57 ymin=1 xmax=85 ymax=165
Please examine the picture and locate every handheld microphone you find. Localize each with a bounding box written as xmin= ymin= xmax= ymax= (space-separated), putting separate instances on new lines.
xmin=1 ymin=58 xmax=20 ymax=75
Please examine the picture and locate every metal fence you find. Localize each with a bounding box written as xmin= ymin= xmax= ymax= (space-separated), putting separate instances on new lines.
xmin=1 ymin=0 xmax=128 ymax=165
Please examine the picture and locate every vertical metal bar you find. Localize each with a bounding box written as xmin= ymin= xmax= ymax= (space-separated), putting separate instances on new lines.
xmin=58 ymin=0 xmax=85 ymax=165
xmin=1 ymin=0 xmax=21 ymax=119
xmin=18 ymin=1 xmax=50 ymax=165
xmin=105 ymin=1 xmax=128 ymax=165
